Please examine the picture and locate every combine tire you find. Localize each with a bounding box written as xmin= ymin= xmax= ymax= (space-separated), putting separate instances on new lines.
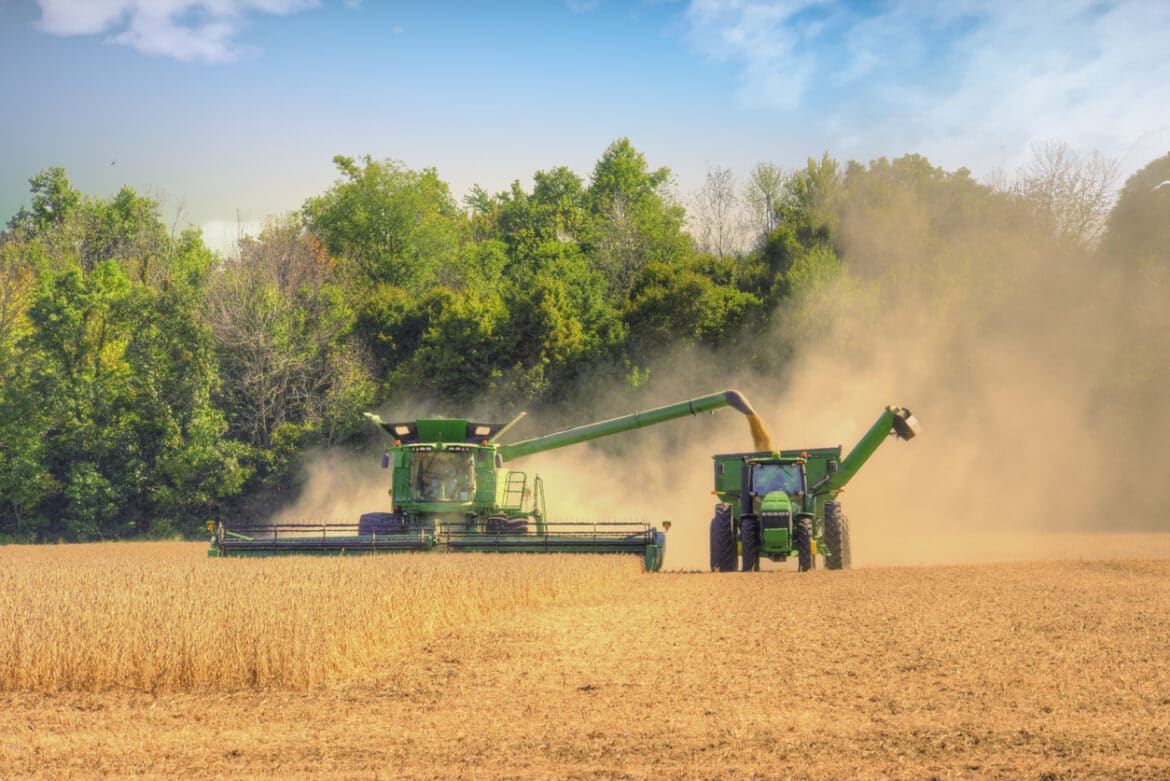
xmin=488 ymin=515 xmax=529 ymax=534
xmin=709 ymin=504 xmax=737 ymax=572
xmin=741 ymin=515 xmax=760 ymax=572
xmin=823 ymin=501 xmax=852 ymax=570
xmin=793 ymin=516 xmax=815 ymax=572
xmin=358 ymin=512 xmax=403 ymax=535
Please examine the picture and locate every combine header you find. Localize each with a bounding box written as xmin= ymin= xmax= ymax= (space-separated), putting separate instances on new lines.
xmin=210 ymin=390 xmax=761 ymax=571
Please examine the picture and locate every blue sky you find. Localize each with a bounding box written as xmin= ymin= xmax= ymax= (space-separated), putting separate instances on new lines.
xmin=2 ymin=0 xmax=1168 ymax=252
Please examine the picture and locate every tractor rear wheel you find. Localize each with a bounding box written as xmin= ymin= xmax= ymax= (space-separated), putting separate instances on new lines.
xmin=709 ymin=504 xmax=737 ymax=572
xmin=741 ymin=515 xmax=760 ymax=572
xmin=823 ymin=501 xmax=852 ymax=570
xmin=793 ymin=516 xmax=815 ymax=572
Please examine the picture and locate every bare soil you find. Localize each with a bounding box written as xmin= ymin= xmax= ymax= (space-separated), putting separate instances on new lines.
xmin=3 ymin=556 xmax=1170 ymax=779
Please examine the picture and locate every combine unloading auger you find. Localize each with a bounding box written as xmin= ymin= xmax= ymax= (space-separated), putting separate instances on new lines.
xmin=210 ymin=390 xmax=761 ymax=571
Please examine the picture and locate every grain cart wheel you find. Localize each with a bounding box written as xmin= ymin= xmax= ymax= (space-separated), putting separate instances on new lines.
xmin=822 ymin=501 xmax=852 ymax=570
xmin=741 ymin=515 xmax=760 ymax=572
xmin=709 ymin=504 xmax=737 ymax=572
xmin=359 ymin=512 xmax=402 ymax=535
xmin=793 ymin=517 xmax=815 ymax=572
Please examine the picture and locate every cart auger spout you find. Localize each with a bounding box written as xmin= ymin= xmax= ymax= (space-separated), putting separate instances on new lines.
xmin=211 ymin=390 xmax=762 ymax=571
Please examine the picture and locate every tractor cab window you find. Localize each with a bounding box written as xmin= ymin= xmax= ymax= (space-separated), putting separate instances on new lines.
xmin=751 ymin=463 xmax=803 ymax=496
xmin=411 ymin=450 xmax=475 ymax=502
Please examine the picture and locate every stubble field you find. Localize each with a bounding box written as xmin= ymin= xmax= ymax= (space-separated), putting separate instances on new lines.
xmin=3 ymin=539 xmax=1170 ymax=779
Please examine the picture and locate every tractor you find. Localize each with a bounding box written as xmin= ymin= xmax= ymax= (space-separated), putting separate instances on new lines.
xmin=710 ymin=405 xmax=919 ymax=572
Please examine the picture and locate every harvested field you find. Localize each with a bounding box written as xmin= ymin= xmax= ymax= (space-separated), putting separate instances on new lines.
xmin=3 ymin=541 xmax=1170 ymax=779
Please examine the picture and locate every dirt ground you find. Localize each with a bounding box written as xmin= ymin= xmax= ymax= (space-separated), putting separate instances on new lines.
xmin=4 ymin=554 xmax=1170 ymax=779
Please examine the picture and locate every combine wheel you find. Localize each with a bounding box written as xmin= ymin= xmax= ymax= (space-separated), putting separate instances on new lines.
xmin=823 ymin=501 xmax=852 ymax=570
xmin=709 ymin=504 xmax=737 ymax=572
xmin=793 ymin=517 xmax=815 ymax=572
xmin=740 ymin=515 xmax=760 ymax=572
xmin=488 ymin=515 xmax=529 ymax=534
xmin=359 ymin=512 xmax=402 ymax=535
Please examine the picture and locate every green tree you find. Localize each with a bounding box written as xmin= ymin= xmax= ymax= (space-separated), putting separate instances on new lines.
xmin=304 ymin=155 xmax=465 ymax=290
xmin=744 ymin=161 xmax=785 ymax=242
xmin=79 ymin=186 xmax=172 ymax=282
xmin=500 ymin=240 xmax=624 ymax=401
xmin=390 ymin=287 xmax=508 ymax=409
xmin=0 ymin=234 xmax=42 ymax=380
xmin=623 ymin=260 xmax=761 ymax=358
xmin=4 ymin=244 xmax=247 ymax=539
xmin=6 ymin=167 xmax=81 ymax=234
xmin=777 ymin=152 xmax=842 ymax=248
xmin=586 ymin=138 xmax=690 ymax=299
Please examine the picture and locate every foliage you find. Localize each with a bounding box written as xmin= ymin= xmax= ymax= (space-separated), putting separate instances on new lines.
xmin=624 ymin=259 xmax=761 ymax=358
xmin=2 ymin=140 xmax=1164 ymax=541
xmin=0 ymin=175 xmax=245 ymax=539
xmin=205 ymin=214 xmax=373 ymax=457
xmin=304 ymin=155 xmax=466 ymax=290
xmin=1099 ymin=151 xmax=1170 ymax=271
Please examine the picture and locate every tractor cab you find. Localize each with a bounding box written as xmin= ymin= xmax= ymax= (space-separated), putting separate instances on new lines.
xmin=749 ymin=461 xmax=806 ymax=514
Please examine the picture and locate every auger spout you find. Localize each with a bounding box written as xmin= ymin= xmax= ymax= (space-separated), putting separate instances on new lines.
xmin=822 ymin=405 xmax=919 ymax=492
xmin=497 ymin=390 xmax=758 ymax=462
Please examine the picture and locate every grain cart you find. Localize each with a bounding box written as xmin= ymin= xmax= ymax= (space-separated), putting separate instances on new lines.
xmin=709 ymin=405 xmax=919 ymax=572
xmin=210 ymin=390 xmax=761 ymax=571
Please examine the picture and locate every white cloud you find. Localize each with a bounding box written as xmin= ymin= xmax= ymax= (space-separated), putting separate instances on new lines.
xmin=34 ymin=0 xmax=320 ymax=63
xmin=684 ymin=0 xmax=833 ymax=109
xmin=684 ymin=0 xmax=1170 ymax=177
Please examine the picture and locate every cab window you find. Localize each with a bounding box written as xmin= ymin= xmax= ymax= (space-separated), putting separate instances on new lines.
xmin=411 ymin=450 xmax=475 ymax=502
xmin=751 ymin=464 xmax=803 ymax=495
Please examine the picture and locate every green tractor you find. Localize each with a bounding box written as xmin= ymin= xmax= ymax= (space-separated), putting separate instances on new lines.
xmin=210 ymin=390 xmax=762 ymax=571
xmin=710 ymin=405 xmax=919 ymax=572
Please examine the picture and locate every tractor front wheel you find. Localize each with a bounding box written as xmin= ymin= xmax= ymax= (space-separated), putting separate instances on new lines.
xmin=823 ymin=501 xmax=852 ymax=570
xmin=709 ymin=504 xmax=737 ymax=572
xmin=793 ymin=516 xmax=815 ymax=572
xmin=741 ymin=515 xmax=760 ymax=572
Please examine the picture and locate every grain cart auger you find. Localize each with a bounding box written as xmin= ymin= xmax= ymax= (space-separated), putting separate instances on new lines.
xmin=209 ymin=390 xmax=761 ymax=571
xmin=709 ymin=405 xmax=919 ymax=573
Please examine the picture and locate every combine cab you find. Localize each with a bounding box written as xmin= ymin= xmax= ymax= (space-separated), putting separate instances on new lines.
xmin=211 ymin=390 xmax=761 ymax=571
xmin=710 ymin=405 xmax=919 ymax=572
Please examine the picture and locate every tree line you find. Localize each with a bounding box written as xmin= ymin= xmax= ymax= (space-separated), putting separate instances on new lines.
xmin=1 ymin=138 xmax=1166 ymax=541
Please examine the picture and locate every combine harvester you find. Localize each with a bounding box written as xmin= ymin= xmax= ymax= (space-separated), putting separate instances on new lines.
xmin=710 ymin=405 xmax=919 ymax=572
xmin=210 ymin=390 xmax=765 ymax=571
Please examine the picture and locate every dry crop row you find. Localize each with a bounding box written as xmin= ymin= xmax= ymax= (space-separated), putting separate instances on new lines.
xmin=0 ymin=542 xmax=641 ymax=692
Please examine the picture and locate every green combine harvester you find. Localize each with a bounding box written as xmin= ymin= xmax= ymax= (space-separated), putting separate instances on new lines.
xmin=710 ymin=405 xmax=919 ymax=572
xmin=210 ymin=390 xmax=761 ymax=571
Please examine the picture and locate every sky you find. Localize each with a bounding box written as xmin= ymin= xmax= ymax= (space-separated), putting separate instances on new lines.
xmin=1 ymin=0 xmax=1168 ymax=253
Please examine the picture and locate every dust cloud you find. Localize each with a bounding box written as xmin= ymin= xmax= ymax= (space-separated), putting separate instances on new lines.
xmin=526 ymin=163 xmax=1170 ymax=570
xmin=272 ymin=158 xmax=1170 ymax=571
xmin=268 ymin=448 xmax=393 ymax=526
